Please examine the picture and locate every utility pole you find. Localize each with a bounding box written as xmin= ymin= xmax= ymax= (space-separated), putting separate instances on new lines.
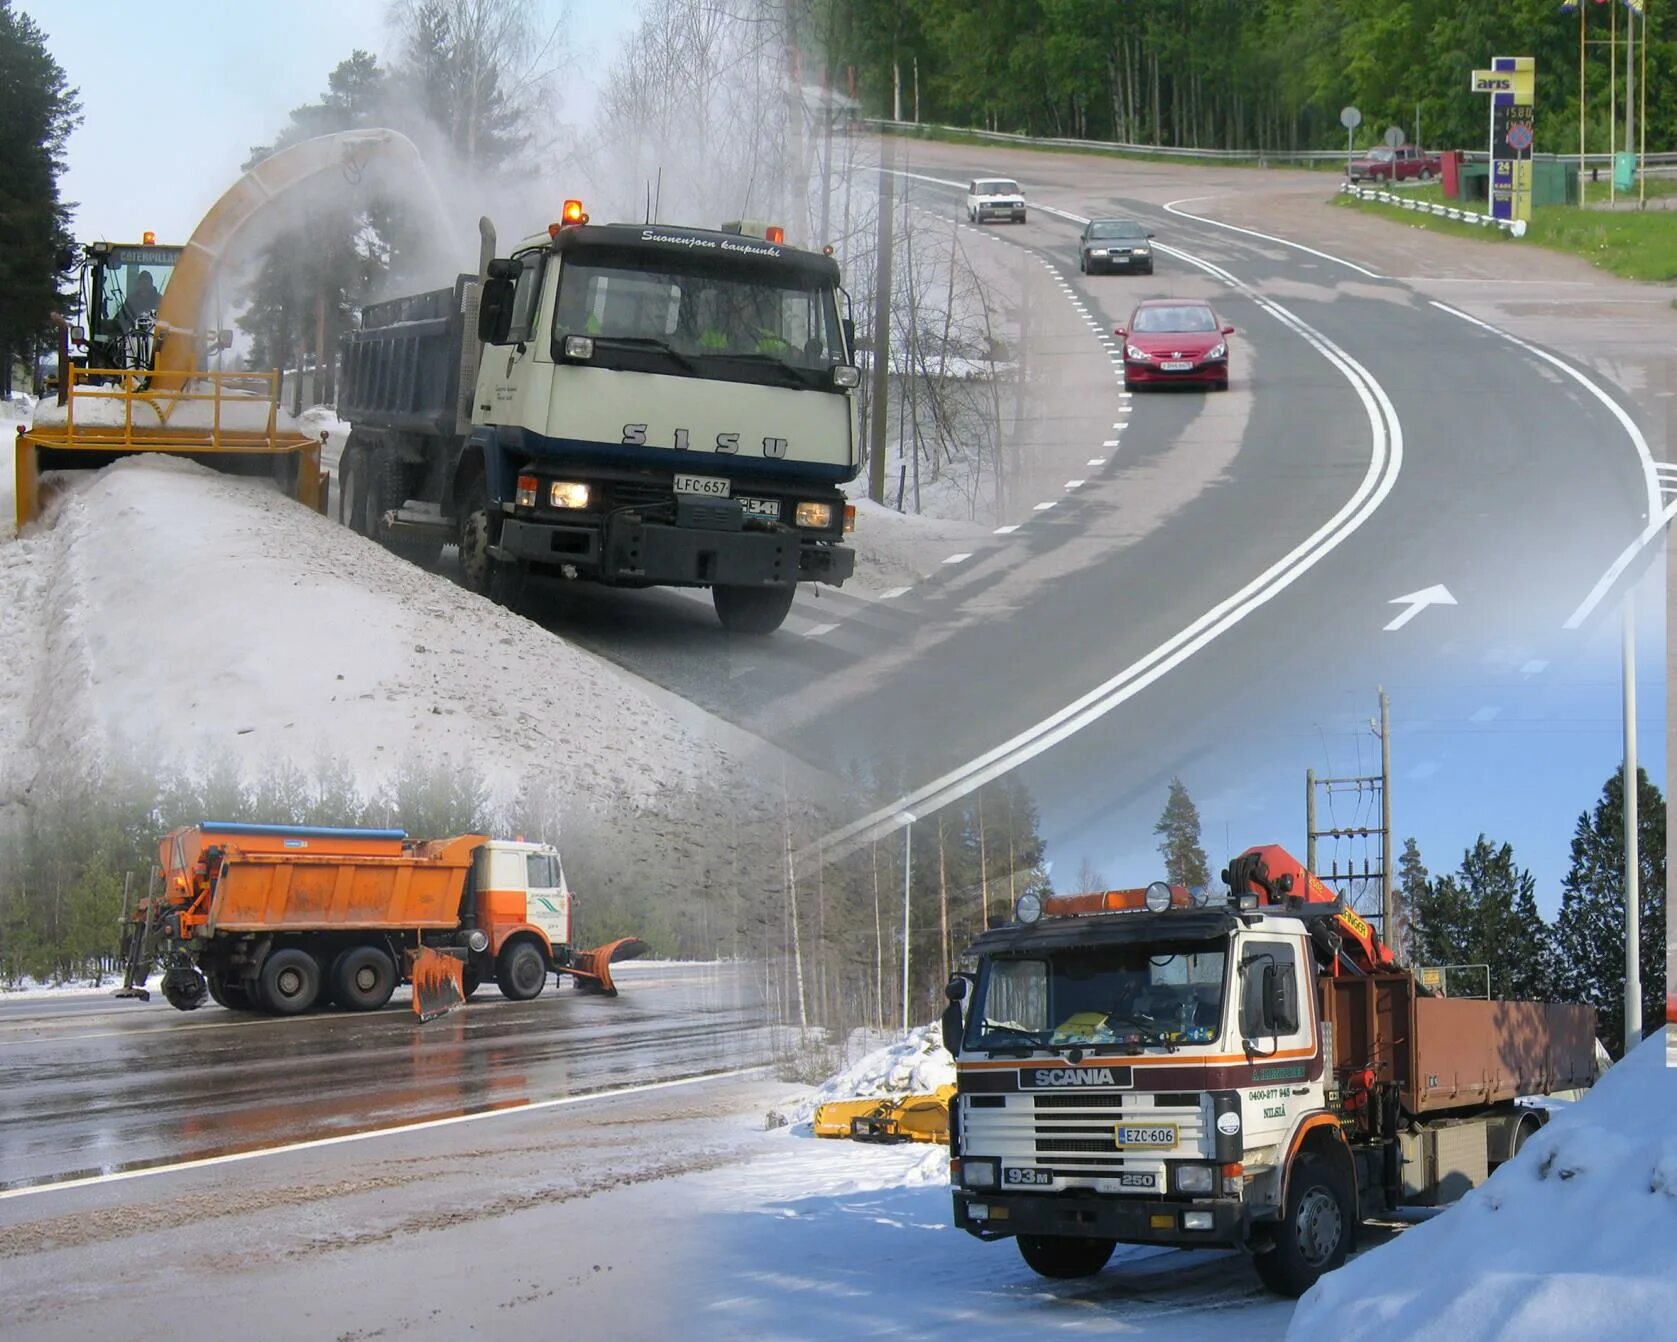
xmin=1623 ymin=602 xmax=1642 ymax=1052
xmin=867 ymin=136 xmax=895 ymax=503
xmin=1304 ymin=690 xmax=1393 ymax=952
xmin=901 ymin=813 xmax=915 ymax=1031
xmin=1379 ymin=687 xmax=1394 ymax=958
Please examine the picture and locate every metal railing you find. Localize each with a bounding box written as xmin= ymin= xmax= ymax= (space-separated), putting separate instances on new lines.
xmin=49 ymin=366 xmax=295 ymax=452
xmin=1339 ymin=181 xmax=1528 ymax=236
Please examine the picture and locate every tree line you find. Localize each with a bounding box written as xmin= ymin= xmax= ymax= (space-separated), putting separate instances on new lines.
xmin=830 ymin=0 xmax=1673 ymax=156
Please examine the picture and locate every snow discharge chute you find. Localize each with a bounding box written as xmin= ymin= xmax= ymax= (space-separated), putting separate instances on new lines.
xmin=15 ymin=129 xmax=449 ymax=532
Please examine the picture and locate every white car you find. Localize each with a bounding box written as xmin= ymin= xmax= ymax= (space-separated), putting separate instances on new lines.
xmin=966 ymin=178 xmax=1027 ymax=224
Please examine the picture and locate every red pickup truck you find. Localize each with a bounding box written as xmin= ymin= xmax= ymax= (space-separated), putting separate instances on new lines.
xmin=1347 ymin=145 xmax=1441 ymax=183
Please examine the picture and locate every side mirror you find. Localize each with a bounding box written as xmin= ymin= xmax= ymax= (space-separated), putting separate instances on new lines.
xmin=215 ymin=329 xmax=234 ymax=351
xmin=1222 ymin=325 xmax=1236 ymax=336
xmin=477 ymin=276 xmax=516 ymax=344
xmin=1146 ymin=230 xmax=1156 ymax=238
xmin=485 ymin=257 xmax=522 ymax=282
xmin=1263 ymin=965 xmax=1299 ymax=1033
xmin=940 ymin=976 xmax=968 ymax=1056
xmin=1114 ymin=326 xmax=1127 ymax=338
xmin=842 ymin=316 xmax=856 ymax=355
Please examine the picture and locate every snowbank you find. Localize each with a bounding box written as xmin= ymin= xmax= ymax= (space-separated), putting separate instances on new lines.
xmin=777 ymin=1023 xmax=956 ymax=1130
xmin=1289 ymin=1026 xmax=1677 ymax=1342
xmin=839 ymin=495 xmax=990 ymax=594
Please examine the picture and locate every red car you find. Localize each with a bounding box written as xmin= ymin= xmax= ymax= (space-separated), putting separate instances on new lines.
xmin=1116 ymin=299 xmax=1235 ymax=391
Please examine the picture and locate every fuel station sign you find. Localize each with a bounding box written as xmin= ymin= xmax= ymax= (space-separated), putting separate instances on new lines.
xmin=1472 ymin=57 xmax=1535 ymax=224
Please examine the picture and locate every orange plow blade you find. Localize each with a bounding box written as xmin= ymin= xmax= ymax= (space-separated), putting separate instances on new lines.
xmin=412 ymin=946 xmax=466 ymax=1022
xmin=565 ymin=937 xmax=649 ymax=996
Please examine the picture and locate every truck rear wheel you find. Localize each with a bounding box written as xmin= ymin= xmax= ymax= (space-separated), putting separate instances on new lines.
xmin=1016 ymin=1234 xmax=1117 ymax=1280
xmin=713 ymin=583 xmax=796 ymax=634
xmin=371 ymin=452 xmax=443 ymax=568
xmin=206 ymin=974 xmax=252 ymax=1011
xmin=331 ymin=945 xmax=397 ymax=1012
xmin=1253 ymin=1152 xmax=1352 ymax=1297
xmin=496 ymin=940 xmax=547 ymax=1001
xmin=457 ymin=471 xmax=499 ymax=597
xmin=258 ymin=948 xmax=323 ymax=1016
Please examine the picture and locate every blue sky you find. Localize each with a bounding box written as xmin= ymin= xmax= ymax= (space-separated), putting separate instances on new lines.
xmin=32 ymin=0 xmax=642 ymax=242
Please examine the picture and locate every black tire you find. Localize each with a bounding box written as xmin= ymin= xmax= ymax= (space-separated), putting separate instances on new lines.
xmin=206 ymin=974 xmax=252 ymax=1011
xmin=330 ymin=945 xmax=398 ymax=1012
xmin=1419 ymin=168 xmax=1434 ymax=182
xmin=371 ymin=452 xmax=443 ymax=567
xmin=496 ymin=940 xmax=548 ymax=1001
xmin=1143 ymin=263 xmax=1155 ymax=275
xmin=1123 ymin=376 xmax=1138 ymax=392
xmin=1016 ymin=1234 xmax=1117 ymax=1280
xmin=257 ymin=947 xmax=323 ymax=1016
xmin=456 ymin=470 xmax=500 ymax=597
xmin=339 ymin=439 xmax=371 ymax=535
xmin=1078 ymin=253 xmax=1086 ymax=273
xmin=461 ymin=966 xmax=481 ymax=1000
xmin=713 ymin=583 xmax=796 ymax=634
xmin=1253 ymin=1153 xmax=1353 ymax=1298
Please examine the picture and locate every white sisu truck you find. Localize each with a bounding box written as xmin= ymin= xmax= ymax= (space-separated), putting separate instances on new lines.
xmin=335 ymin=203 xmax=861 ymax=633
xmin=939 ymin=844 xmax=1598 ymax=1297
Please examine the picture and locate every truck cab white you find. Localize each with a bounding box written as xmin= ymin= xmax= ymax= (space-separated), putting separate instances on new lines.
xmin=966 ymin=178 xmax=1027 ymax=224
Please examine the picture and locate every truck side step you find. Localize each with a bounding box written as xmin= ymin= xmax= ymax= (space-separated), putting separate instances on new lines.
xmin=380 ymin=504 xmax=457 ymax=544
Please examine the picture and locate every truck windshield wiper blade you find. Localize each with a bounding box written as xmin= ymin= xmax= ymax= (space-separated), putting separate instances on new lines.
xmin=595 ymin=336 xmax=702 ymax=375
xmin=978 ymin=1024 xmax=1045 ymax=1054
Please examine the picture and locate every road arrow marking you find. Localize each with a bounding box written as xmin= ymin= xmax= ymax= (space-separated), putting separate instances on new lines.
xmin=1384 ymin=584 xmax=1456 ymax=631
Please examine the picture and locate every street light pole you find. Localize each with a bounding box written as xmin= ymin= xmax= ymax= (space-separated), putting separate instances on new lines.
xmin=1623 ymin=603 xmax=1642 ymax=1052
xmin=901 ymin=812 xmax=915 ymax=1032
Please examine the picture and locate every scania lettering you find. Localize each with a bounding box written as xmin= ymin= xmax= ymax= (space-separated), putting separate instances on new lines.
xmin=940 ymin=846 xmax=1599 ymax=1297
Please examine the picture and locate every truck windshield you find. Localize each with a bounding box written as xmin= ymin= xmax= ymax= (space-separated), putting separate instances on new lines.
xmin=552 ymin=254 xmax=846 ymax=391
xmin=968 ymin=941 xmax=1228 ymax=1051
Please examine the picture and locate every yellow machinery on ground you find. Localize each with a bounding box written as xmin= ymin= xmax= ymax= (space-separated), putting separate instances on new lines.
xmin=812 ymin=1084 xmax=956 ymax=1143
xmin=14 ymin=129 xmax=436 ymax=533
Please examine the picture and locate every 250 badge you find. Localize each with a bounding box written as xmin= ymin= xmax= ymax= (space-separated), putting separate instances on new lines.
xmin=622 ymin=423 xmax=790 ymax=458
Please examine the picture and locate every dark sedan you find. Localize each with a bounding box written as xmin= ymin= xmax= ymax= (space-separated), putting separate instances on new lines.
xmin=1079 ymin=219 xmax=1155 ymax=274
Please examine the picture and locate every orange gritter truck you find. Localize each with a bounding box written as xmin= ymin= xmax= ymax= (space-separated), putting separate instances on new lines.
xmin=117 ymin=822 xmax=645 ymax=1018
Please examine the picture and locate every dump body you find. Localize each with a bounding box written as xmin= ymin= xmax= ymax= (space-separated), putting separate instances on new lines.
xmin=337 ymin=279 xmax=472 ymax=438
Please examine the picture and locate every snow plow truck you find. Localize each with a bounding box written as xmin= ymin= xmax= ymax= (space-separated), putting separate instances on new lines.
xmin=333 ymin=201 xmax=862 ymax=633
xmin=116 ymin=822 xmax=646 ymax=1019
xmin=940 ymin=843 xmax=1598 ymax=1297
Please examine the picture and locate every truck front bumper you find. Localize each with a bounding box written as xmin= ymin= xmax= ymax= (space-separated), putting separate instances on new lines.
xmin=953 ymin=1189 xmax=1249 ymax=1251
xmin=497 ymin=515 xmax=854 ymax=588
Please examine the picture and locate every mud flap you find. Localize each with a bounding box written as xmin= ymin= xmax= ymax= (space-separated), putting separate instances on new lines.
xmin=411 ymin=946 xmax=466 ymax=1022
xmin=563 ymin=937 xmax=649 ymax=996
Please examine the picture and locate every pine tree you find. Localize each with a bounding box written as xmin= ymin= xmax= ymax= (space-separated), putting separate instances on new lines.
xmin=1153 ymin=777 xmax=1209 ymax=888
xmin=1553 ymin=768 xmax=1666 ymax=1055
xmin=1394 ymin=837 xmax=1429 ymax=963
xmin=1409 ymin=836 xmax=1555 ymax=1002
xmin=0 ymin=1 xmax=81 ymax=398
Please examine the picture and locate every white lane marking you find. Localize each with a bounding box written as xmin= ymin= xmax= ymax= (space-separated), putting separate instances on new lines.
xmin=1383 ymin=584 xmax=1457 ymax=632
xmin=1427 ymin=301 xmax=1662 ymax=630
xmin=877 ymin=586 xmax=912 ymax=600
xmin=800 ymin=226 xmax=1405 ymax=863
xmin=1033 ymin=501 xmax=1057 ymax=511
xmin=943 ymin=552 xmax=972 ymax=565
xmin=1087 ymin=458 xmax=1108 ymax=467
xmin=804 ymin=622 xmax=840 ymax=638
xmin=0 ymin=1068 xmax=766 ymax=1201
xmin=1103 ymin=439 xmax=1120 ymax=447
xmin=994 ymin=524 xmax=1020 ymax=535
xmin=1160 ymin=197 xmax=1385 ymax=279
xmin=1065 ymin=479 xmax=1085 ymax=490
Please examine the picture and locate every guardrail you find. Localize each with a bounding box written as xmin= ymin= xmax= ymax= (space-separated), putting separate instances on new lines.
xmin=864 ymin=117 xmax=1677 ymax=171
xmin=1338 ymin=181 xmax=1527 ymax=236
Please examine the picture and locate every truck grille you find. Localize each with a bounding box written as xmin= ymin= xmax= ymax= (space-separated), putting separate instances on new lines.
xmin=962 ymin=1093 xmax=1207 ymax=1183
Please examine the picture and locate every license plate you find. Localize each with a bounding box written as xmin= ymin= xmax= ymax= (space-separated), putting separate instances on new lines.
xmin=1003 ymin=1167 xmax=1054 ymax=1186
xmin=1160 ymin=360 xmax=1194 ymax=372
xmin=738 ymin=496 xmax=780 ymax=520
xmin=674 ymin=473 xmax=730 ymax=497
xmin=1114 ymin=1123 xmax=1178 ymax=1149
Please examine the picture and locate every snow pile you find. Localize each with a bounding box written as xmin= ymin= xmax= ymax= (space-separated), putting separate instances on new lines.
xmin=839 ymin=495 xmax=989 ymax=594
xmin=30 ymin=383 xmax=308 ymax=434
xmin=780 ymin=1023 xmax=956 ymax=1129
xmin=1290 ymin=1026 xmax=1677 ymax=1342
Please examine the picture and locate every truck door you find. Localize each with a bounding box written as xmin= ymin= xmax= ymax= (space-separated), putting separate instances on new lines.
xmin=523 ymin=849 xmax=569 ymax=948
xmin=482 ymin=251 xmax=551 ymax=426
xmin=1237 ymin=938 xmax=1315 ymax=1144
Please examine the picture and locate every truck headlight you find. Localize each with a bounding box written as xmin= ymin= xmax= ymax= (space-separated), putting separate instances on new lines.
xmin=550 ymin=482 xmax=590 ymax=509
xmin=563 ymin=335 xmax=594 ymax=359
xmin=1182 ymin=1211 xmax=1216 ymax=1231
xmin=962 ymin=1158 xmax=999 ymax=1189
xmin=795 ymin=501 xmax=833 ymax=528
xmin=833 ymin=365 xmax=860 ymax=388
xmin=1173 ymin=1164 xmax=1216 ymax=1194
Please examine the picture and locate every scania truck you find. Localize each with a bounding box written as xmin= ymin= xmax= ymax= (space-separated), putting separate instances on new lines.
xmin=940 ymin=844 xmax=1597 ymax=1297
xmin=335 ymin=203 xmax=862 ymax=633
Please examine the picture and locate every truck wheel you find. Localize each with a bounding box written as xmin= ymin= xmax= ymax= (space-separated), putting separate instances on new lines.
xmin=461 ymin=966 xmax=481 ymax=1000
xmin=1253 ymin=1153 xmax=1352 ymax=1298
xmin=496 ymin=940 xmax=547 ymax=1001
xmin=457 ymin=473 xmax=500 ymax=597
xmin=1016 ymin=1234 xmax=1117 ymax=1280
xmin=331 ymin=945 xmax=398 ymax=1012
xmin=372 ymin=453 xmax=443 ymax=568
xmin=340 ymin=441 xmax=370 ymax=535
xmin=206 ymin=974 xmax=252 ymax=1011
xmin=258 ymin=948 xmax=323 ymax=1016
xmin=713 ymin=583 xmax=796 ymax=634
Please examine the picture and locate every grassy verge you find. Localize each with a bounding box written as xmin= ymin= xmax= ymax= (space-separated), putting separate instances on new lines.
xmin=1334 ymin=187 xmax=1677 ymax=281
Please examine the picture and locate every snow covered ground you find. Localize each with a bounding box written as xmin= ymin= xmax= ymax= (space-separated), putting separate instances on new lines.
xmin=1289 ymin=1026 xmax=1677 ymax=1342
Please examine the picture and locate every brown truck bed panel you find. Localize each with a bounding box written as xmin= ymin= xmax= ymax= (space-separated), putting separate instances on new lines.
xmin=1321 ymin=974 xmax=1596 ymax=1114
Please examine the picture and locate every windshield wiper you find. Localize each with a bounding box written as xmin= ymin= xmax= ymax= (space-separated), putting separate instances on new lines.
xmin=594 ymin=335 xmax=702 ymax=376
xmin=977 ymin=1024 xmax=1046 ymax=1055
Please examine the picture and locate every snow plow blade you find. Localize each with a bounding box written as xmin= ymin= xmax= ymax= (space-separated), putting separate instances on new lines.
xmin=411 ymin=946 xmax=466 ymax=1022
xmin=812 ymin=1086 xmax=956 ymax=1144
xmin=563 ymin=937 xmax=649 ymax=996
xmin=15 ymin=369 xmax=326 ymax=532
